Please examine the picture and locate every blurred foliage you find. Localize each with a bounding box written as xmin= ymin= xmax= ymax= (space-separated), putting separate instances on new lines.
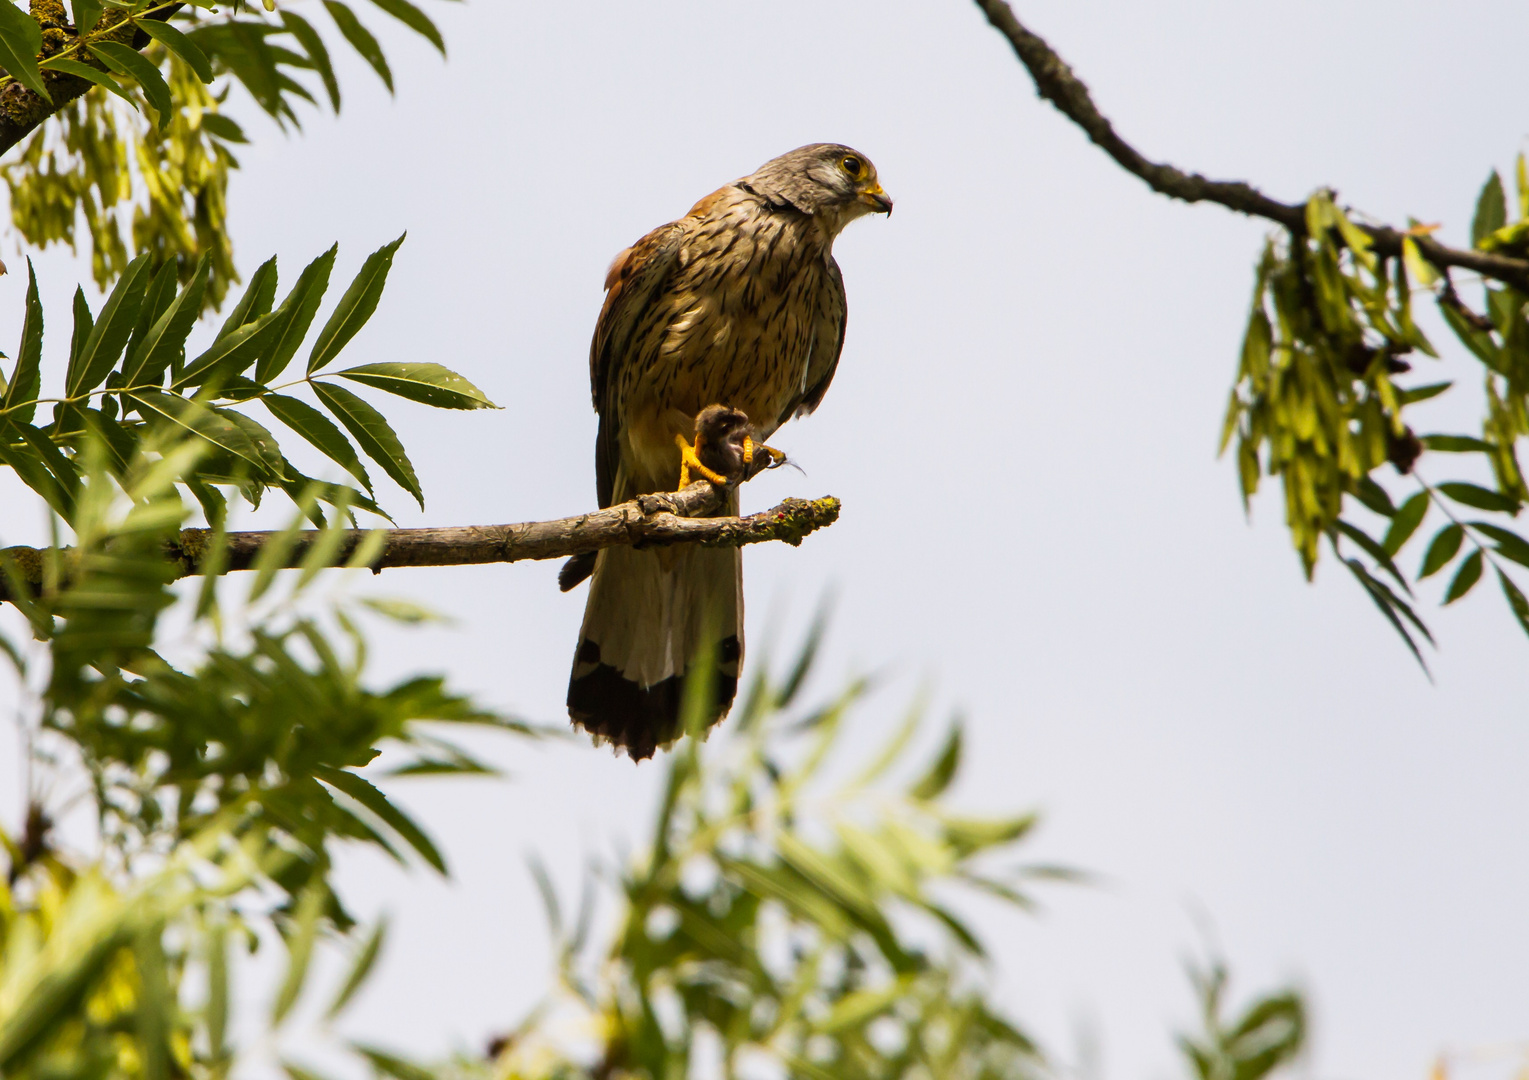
xmin=0 ymin=416 xmax=529 ymax=1079
xmin=1 ymin=592 xmax=1316 ymax=1080
xmin=486 ymin=644 xmax=1056 ymax=1080
xmin=1178 ymin=957 xmax=1305 ymax=1080
xmin=1222 ymin=171 xmax=1529 ymax=664
xmin=0 ymin=0 xmax=450 ymax=305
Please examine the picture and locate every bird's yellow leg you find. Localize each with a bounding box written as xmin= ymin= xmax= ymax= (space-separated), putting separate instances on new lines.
xmin=740 ymin=436 xmax=787 ymax=471
xmin=674 ymin=432 xmax=729 ymax=489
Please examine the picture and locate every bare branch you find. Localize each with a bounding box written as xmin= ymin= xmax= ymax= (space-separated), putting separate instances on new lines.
xmin=0 ymin=483 xmax=841 ymax=602
xmin=974 ymin=0 xmax=1529 ymax=291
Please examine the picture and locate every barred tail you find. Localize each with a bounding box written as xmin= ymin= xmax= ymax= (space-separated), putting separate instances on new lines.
xmin=566 ymin=538 xmax=743 ymax=760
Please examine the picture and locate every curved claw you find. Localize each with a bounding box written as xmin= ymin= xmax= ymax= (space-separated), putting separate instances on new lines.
xmin=741 ymin=436 xmax=787 ymax=478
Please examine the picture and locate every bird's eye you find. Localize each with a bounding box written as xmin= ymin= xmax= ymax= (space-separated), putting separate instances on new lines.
xmin=841 ymin=156 xmax=862 ymax=177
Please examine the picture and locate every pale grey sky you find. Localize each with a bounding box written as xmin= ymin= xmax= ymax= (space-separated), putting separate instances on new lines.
xmin=4 ymin=2 xmax=1529 ymax=1079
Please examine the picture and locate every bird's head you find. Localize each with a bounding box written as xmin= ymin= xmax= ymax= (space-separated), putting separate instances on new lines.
xmin=744 ymin=143 xmax=892 ymax=232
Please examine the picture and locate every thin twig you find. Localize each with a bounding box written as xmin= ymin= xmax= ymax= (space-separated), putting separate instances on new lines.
xmin=973 ymin=0 xmax=1529 ymax=291
xmin=0 ymin=482 xmax=841 ymax=602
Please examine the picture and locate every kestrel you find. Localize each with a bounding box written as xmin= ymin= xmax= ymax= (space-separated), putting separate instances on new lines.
xmin=564 ymin=144 xmax=892 ymax=759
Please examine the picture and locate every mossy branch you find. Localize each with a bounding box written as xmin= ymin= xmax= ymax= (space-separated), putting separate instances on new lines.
xmin=0 ymin=483 xmax=841 ymax=603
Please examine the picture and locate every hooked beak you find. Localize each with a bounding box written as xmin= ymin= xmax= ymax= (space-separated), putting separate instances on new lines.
xmin=859 ymin=182 xmax=893 ymax=215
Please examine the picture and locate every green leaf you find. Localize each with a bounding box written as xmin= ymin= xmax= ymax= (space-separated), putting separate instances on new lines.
xmin=1401 ymin=236 xmax=1439 ymax=289
xmin=1472 ymin=171 xmax=1508 ymax=248
xmin=133 ymin=929 xmax=172 ymax=1080
xmin=322 ymin=1 xmax=392 ymax=92
xmin=812 ymin=978 xmax=914 ymax=1035
xmin=1438 ymin=302 xmax=1504 ymax=372
xmin=128 ymin=260 xmax=179 ymax=367
xmin=205 ymin=922 xmax=228 ymax=1062
xmin=367 ymin=0 xmax=443 ymax=54
xmin=1352 ymin=477 xmax=1396 ymax=517
xmin=1335 ymin=520 xmax=1410 ymax=594
xmin=0 ymin=1 xmax=49 ymax=100
xmin=1444 ymin=549 xmax=1483 ymax=604
xmin=272 ymin=883 xmax=327 ymax=1025
xmin=312 ymin=381 xmax=419 ymax=506
xmin=357 ymin=596 xmax=449 ymax=624
xmin=67 ymin=287 xmax=93 ymax=390
xmin=295 ymin=488 xmax=356 ymax=590
xmin=81 ymin=408 xmax=138 ymax=477
xmin=68 ymin=253 xmax=151 ymax=396
xmin=326 ymin=917 xmax=387 ymax=1018
xmin=185 ymin=21 xmax=287 ymax=121
xmin=1470 ymin=522 xmax=1529 ymax=570
xmin=3 ymin=259 xmax=44 ymax=424
xmin=90 ymin=41 xmax=173 ymax=126
xmin=1519 ymin=153 xmax=1529 ymax=221
xmin=1399 ymin=381 xmax=1452 ymax=405
xmin=280 ymin=11 xmax=339 ymax=111
xmin=218 ymin=255 xmax=278 ymax=341
xmin=1436 ymin=481 xmax=1519 ymax=514
xmin=277 ymin=464 xmax=391 ymax=524
xmin=1420 ymin=434 xmax=1493 ymax=453
xmin=37 ymin=56 xmax=135 ymax=108
xmin=15 ymin=421 xmax=80 ymax=507
xmin=308 ymin=234 xmax=404 ymax=372
xmin=1383 ymin=492 xmax=1428 ymax=556
xmin=248 ymin=487 xmax=316 ymax=601
xmin=263 ymin=392 xmax=371 ymax=492
xmin=199 ymin=112 xmax=246 ymax=142
xmin=1419 ymin=523 xmax=1464 ymax=579
xmin=351 ymin=1046 xmax=436 ymax=1080
xmin=256 ymin=245 xmax=336 ymax=384
xmin=283 ymin=1061 xmax=344 ymax=1080
xmin=345 ymin=528 xmax=389 ymax=569
xmin=70 ymin=0 xmax=102 ymax=33
xmin=334 ymin=362 xmax=497 ymax=410
xmin=315 ymin=767 xmax=446 ymax=873
xmin=221 ymin=408 xmax=287 ymax=481
xmin=123 ymin=255 xmax=209 ymax=387
xmin=129 ymin=391 xmax=269 ymax=474
xmin=174 ymin=311 xmax=279 ymax=389
xmin=1499 ymin=569 xmax=1529 ymax=640
xmin=0 ymin=420 xmax=75 ymax=518
xmin=779 ymin=601 xmax=830 ymax=709
xmin=133 ymin=19 xmax=212 ymax=83
xmin=1343 ymin=557 xmax=1431 ymax=674
xmin=909 ymin=723 xmax=962 ymax=800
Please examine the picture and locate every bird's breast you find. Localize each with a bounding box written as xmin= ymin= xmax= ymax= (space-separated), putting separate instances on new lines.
xmin=651 ymin=216 xmax=826 ymax=421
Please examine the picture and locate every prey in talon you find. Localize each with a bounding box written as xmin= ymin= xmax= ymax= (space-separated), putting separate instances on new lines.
xmin=677 ymin=405 xmax=789 ymax=488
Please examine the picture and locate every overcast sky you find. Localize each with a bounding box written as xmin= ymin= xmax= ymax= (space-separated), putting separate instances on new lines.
xmin=4 ymin=2 xmax=1529 ymax=1079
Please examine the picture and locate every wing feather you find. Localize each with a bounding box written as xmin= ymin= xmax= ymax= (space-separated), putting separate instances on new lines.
xmin=783 ymin=254 xmax=847 ymax=424
xmin=589 ymin=221 xmax=688 ymax=507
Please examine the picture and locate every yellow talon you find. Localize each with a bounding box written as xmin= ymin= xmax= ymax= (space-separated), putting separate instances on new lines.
xmin=675 ymin=432 xmax=730 ymax=489
xmin=741 ymin=435 xmax=786 ymax=476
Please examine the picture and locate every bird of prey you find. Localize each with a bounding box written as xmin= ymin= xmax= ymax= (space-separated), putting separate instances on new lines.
xmin=564 ymin=143 xmax=892 ymax=760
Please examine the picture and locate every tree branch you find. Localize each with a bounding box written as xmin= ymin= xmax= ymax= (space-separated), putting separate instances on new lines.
xmin=0 ymin=483 xmax=841 ymax=602
xmin=973 ymin=0 xmax=1529 ymax=291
